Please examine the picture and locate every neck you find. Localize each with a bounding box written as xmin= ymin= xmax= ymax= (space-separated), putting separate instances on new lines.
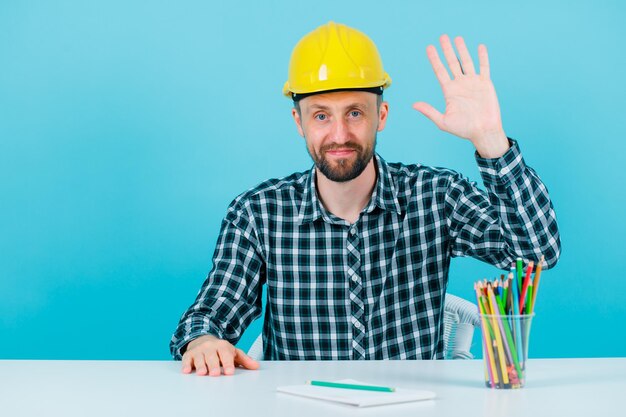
xmin=315 ymin=157 xmax=377 ymax=224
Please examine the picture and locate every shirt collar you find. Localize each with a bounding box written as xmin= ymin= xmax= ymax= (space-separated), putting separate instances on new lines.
xmin=369 ymin=153 xmax=403 ymax=216
xmin=297 ymin=167 xmax=324 ymax=225
xmin=297 ymin=153 xmax=402 ymax=226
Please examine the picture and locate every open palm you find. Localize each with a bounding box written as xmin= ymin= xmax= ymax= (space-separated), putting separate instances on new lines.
xmin=414 ymin=35 xmax=505 ymax=148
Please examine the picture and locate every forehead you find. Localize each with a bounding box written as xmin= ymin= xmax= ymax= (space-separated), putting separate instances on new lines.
xmin=299 ymin=91 xmax=377 ymax=111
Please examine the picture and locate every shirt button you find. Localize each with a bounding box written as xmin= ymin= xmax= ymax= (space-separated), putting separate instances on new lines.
xmin=349 ymin=227 xmax=356 ymax=235
xmin=352 ymin=275 xmax=359 ymax=282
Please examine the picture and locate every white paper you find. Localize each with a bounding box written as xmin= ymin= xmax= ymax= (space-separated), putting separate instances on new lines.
xmin=276 ymin=379 xmax=436 ymax=407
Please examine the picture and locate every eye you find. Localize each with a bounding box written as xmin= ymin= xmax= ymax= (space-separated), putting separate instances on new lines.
xmin=349 ymin=110 xmax=362 ymax=118
xmin=314 ymin=113 xmax=327 ymax=121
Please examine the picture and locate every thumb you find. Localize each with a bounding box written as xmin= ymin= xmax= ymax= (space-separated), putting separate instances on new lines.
xmin=412 ymin=102 xmax=444 ymax=130
xmin=234 ymin=348 xmax=260 ymax=370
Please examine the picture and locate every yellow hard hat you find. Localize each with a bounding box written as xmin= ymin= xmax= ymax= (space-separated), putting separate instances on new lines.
xmin=283 ymin=21 xmax=391 ymax=99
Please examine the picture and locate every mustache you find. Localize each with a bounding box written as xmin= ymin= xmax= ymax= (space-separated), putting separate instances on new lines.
xmin=320 ymin=142 xmax=363 ymax=153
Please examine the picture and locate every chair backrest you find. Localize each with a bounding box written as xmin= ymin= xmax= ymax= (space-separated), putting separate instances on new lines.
xmin=441 ymin=293 xmax=481 ymax=359
xmin=246 ymin=329 xmax=264 ymax=361
xmin=246 ymin=293 xmax=480 ymax=360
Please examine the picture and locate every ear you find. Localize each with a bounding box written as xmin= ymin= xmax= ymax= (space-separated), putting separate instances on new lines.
xmin=292 ymin=108 xmax=305 ymax=137
xmin=377 ymin=101 xmax=389 ymax=132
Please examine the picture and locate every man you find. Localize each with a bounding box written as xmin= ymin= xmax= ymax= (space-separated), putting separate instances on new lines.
xmin=170 ymin=22 xmax=560 ymax=376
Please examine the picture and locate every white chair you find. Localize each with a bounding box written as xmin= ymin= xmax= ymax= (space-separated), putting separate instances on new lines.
xmin=247 ymin=293 xmax=480 ymax=360
xmin=441 ymin=293 xmax=481 ymax=359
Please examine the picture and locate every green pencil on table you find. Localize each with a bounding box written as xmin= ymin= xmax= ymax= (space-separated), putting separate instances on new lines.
xmin=307 ymin=380 xmax=395 ymax=392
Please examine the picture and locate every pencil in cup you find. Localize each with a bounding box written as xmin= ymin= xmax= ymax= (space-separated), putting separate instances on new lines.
xmin=479 ymin=313 xmax=534 ymax=388
xmin=475 ymin=256 xmax=545 ymax=389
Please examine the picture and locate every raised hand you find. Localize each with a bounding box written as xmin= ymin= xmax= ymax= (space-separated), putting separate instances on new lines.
xmin=413 ymin=34 xmax=509 ymax=158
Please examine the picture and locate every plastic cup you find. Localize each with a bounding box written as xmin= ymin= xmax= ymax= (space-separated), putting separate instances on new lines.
xmin=479 ymin=313 xmax=534 ymax=389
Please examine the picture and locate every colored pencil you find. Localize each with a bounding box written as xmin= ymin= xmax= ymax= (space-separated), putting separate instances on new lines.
xmin=486 ymin=285 xmax=510 ymax=385
xmin=475 ymin=284 xmax=496 ymax=388
xmin=490 ymin=287 xmax=515 ymax=366
xmin=519 ymin=261 xmax=534 ymax=313
xmin=530 ymin=255 xmax=544 ymax=313
xmin=307 ymin=380 xmax=395 ymax=392
xmin=515 ymin=258 xmax=523 ymax=292
xmin=501 ymin=275 xmax=508 ymax=310
xmin=492 ymin=285 xmax=523 ymax=378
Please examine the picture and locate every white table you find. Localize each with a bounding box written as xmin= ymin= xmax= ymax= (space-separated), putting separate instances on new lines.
xmin=1 ymin=358 xmax=624 ymax=416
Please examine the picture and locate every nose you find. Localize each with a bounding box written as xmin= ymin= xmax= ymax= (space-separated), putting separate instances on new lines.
xmin=329 ymin=118 xmax=350 ymax=145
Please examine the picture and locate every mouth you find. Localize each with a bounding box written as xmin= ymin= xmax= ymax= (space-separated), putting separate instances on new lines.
xmin=325 ymin=149 xmax=356 ymax=157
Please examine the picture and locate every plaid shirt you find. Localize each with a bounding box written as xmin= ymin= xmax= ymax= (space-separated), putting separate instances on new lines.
xmin=170 ymin=138 xmax=560 ymax=360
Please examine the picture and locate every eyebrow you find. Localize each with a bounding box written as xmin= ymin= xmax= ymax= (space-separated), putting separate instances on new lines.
xmin=308 ymin=102 xmax=369 ymax=111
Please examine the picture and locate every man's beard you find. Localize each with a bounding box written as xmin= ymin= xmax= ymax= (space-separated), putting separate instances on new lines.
xmin=308 ymin=136 xmax=376 ymax=182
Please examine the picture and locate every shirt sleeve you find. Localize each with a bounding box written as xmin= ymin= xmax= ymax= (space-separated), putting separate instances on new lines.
xmin=169 ymin=199 xmax=265 ymax=360
xmin=444 ymin=138 xmax=561 ymax=270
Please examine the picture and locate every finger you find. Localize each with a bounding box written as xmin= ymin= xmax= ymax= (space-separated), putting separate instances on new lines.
xmin=193 ymin=353 xmax=208 ymax=376
xmin=478 ymin=44 xmax=490 ymax=78
xmin=425 ymin=45 xmax=451 ymax=87
xmin=453 ymin=36 xmax=476 ymax=76
xmin=181 ymin=353 xmax=193 ymax=374
xmin=439 ymin=34 xmax=464 ymax=78
xmin=412 ymin=102 xmax=444 ymax=130
xmin=205 ymin=351 xmax=222 ymax=377
xmin=217 ymin=345 xmax=236 ymax=376
xmin=234 ymin=348 xmax=260 ymax=370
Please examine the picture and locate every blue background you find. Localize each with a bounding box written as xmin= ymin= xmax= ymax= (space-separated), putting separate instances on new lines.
xmin=1 ymin=0 xmax=625 ymax=360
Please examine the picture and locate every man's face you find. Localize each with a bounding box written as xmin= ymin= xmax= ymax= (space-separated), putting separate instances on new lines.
xmin=292 ymin=91 xmax=389 ymax=182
